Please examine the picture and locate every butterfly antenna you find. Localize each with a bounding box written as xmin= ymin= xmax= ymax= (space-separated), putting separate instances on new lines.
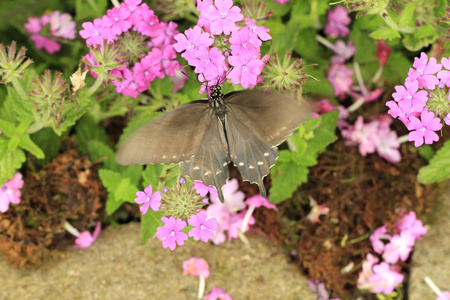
xmin=181 ymin=70 xmax=199 ymax=83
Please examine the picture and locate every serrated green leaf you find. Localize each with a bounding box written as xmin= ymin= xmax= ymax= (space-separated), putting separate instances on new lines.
xmin=270 ymin=161 xmax=309 ymax=204
xmin=398 ymin=3 xmax=416 ymax=27
xmin=18 ymin=134 xmax=44 ymax=159
xmin=76 ymin=113 xmax=109 ymax=155
xmin=272 ymin=24 xmax=300 ymax=55
xmin=31 ymin=127 xmax=62 ymax=166
xmin=0 ymin=137 xmax=26 ymax=186
xmin=319 ymin=110 xmax=339 ymax=132
xmin=413 ymin=24 xmax=436 ymax=39
xmin=418 ymin=140 xmax=450 ymax=184
xmin=402 ymin=33 xmax=438 ymax=51
xmin=369 ymin=27 xmax=401 ymax=40
xmin=140 ymin=209 xmax=164 ymax=243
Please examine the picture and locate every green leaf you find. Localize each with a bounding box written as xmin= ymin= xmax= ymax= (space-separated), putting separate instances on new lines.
xmin=369 ymin=27 xmax=401 ymax=40
xmin=270 ymin=159 xmax=309 ymax=204
xmin=142 ymin=164 xmax=164 ymax=188
xmin=31 ymin=127 xmax=63 ymax=166
xmin=272 ymin=23 xmax=300 ymax=55
xmin=418 ymin=140 xmax=450 ymax=184
xmin=140 ymin=209 xmax=164 ymax=243
xmin=398 ymin=3 xmax=416 ymax=28
xmin=75 ymin=113 xmax=109 ymax=155
xmin=0 ymin=119 xmax=44 ymax=159
xmin=294 ymin=28 xmax=322 ymax=61
xmin=18 ymin=133 xmax=44 ymax=159
xmin=99 ymin=169 xmax=139 ymax=215
xmin=0 ymin=137 xmax=26 ymax=186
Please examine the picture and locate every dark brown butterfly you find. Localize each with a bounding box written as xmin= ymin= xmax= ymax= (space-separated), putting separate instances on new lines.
xmin=115 ymin=85 xmax=311 ymax=202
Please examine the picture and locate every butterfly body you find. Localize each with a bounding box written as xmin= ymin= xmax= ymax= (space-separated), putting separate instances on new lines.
xmin=115 ymin=85 xmax=310 ymax=202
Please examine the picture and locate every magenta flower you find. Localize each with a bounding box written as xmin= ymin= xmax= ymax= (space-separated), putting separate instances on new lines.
xmin=245 ymin=194 xmax=278 ymax=211
xmin=134 ymin=184 xmax=162 ymax=214
xmin=173 ymin=25 xmax=215 ymax=64
xmin=102 ymin=6 xmax=132 ymax=36
xmin=341 ymin=116 xmax=377 ymax=156
xmin=193 ymin=47 xmax=226 ymax=81
xmin=205 ymin=287 xmax=233 ymax=300
xmin=369 ymin=225 xmax=388 ymax=254
xmin=407 ymin=110 xmax=442 ymax=147
xmin=203 ymin=0 xmax=244 ymax=35
xmin=331 ymin=40 xmax=355 ymax=64
xmin=193 ymin=181 xmax=219 ymax=199
xmin=135 ymin=9 xmax=160 ymax=37
xmin=24 ymin=17 xmax=42 ymax=34
xmin=324 ymin=5 xmax=351 ymax=38
xmin=437 ymin=57 xmax=450 ymax=87
xmin=0 ymin=173 xmax=24 ymax=213
xmin=375 ymin=40 xmax=391 ymax=66
xmin=382 ymin=231 xmax=415 ymax=264
xmin=156 ymin=216 xmax=188 ymax=250
xmin=308 ymin=280 xmax=330 ymax=300
xmin=407 ymin=52 xmax=442 ymax=90
xmin=188 ymin=212 xmax=217 ymax=242
xmin=327 ymin=63 xmax=353 ymax=99
xmin=227 ymin=210 xmax=254 ymax=240
xmin=49 ymin=11 xmax=76 ymax=39
xmin=373 ymin=126 xmax=401 ymax=164
xmin=229 ymin=29 xmax=261 ymax=59
xmin=437 ymin=291 xmax=450 ymax=300
xmin=244 ymin=18 xmax=271 ymax=41
xmin=183 ymin=257 xmax=210 ymax=277
xmin=227 ymin=55 xmax=265 ymax=89
xmin=392 ymin=79 xmax=428 ymax=114
xmin=305 ymin=197 xmax=329 ymax=223
xmin=368 ymin=262 xmax=404 ymax=294
xmin=395 ymin=211 xmax=427 ymax=241
xmin=357 ymin=253 xmax=379 ymax=290
xmin=73 ymin=222 xmax=102 ymax=249
xmin=79 ymin=19 xmax=105 ymax=46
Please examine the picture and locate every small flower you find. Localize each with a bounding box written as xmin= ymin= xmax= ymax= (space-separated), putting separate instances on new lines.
xmin=382 ymin=231 xmax=415 ymax=264
xmin=245 ymin=194 xmax=278 ymax=211
xmin=407 ymin=110 xmax=443 ymax=147
xmin=407 ymin=52 xmax=442 ymax=90
xmin=305 ymin=197 xmax=329 ymax=224
xmin=369 ymin=225 xmax=388 ymax=254
xmin=392 ymin=79 xmax=428 ymax=114
xmin=205 ymin=287 xmax=233 ymax=300
xmin=0 ymin=173 xmax=24 ymax=213
xmin=331 ymin=40 xmax=355 ymax=64
xmin=193 ymin=181 xmax=219 ymax=199
xmin=368 ymin=262 xmax=404 ymax=294
xmin=188 ymin=212 xmax=217 ymax=242
xmin=437 ymin=57 xmax=450 ymax=87
xmin=134 ymin=184 xmax=162 ymax=214
xmin=307 ymin=280 xmax=330 ymax=300
xmin=375 ymin=40 xmax=391 ymax=66
xmin=156 ymin=216 xmax=188 ymax=250
xmin=65 ymin=221 xmax=102 ymax=249
xmin=203 ymin=0 xmax=244 ymax=35
xmin=357 ymin=253 xmax=379 ymax=290
xmin=324 ymin=5 xmax=351 ymax=38
xmin=327 ymin=63 xmax=353 ymax=100
xmin=227 ymin=55 xmax=265 ymax=89
xmin=395 ymin=211 xmax=427 ymax=241
xmin=437 ymin=291 xmax=450 ymax=300
xmin=183 ymin=256 xmax=210 ymax=298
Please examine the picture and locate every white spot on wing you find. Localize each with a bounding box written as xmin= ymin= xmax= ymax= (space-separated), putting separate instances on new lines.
xmin=223 ymin=162 xmax=228 ymax=167
xmin=204 ymin=171 xmax=211 ymax=176
xmin=238 ymin=162 xmax=244 ymax=166
xmin=216 ymin=170 xmax=222 ymax=175
xmin=257 ymin=161 xmax=264 ymax=165
xmin=263 ymin=152 xmax=269 ymax=157
xmin=172 ymin=155 xmax=177 ymax=159
xmin=193 ymin=166 xmax=200 ymax=170
xmin=162 ymin=155 xmax=167 ymax=159
xmin=249 ymin=165 xmax=255 ymax=169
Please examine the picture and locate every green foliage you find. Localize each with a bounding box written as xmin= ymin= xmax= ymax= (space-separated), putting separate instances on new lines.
xmin=99 ymin=169 xmax=139 ymax=215
xmin=270 ymin=110 xmax=338 ymax=204
xmin=0 ymin=137 xmax=26 ymax=185
xmin=31 ymin=127 xmax=63 ymax=167
xmin=418 ymin=140 xmax=450 ymax=184
xmin=76 ymin=113 xmax=109 ymax=155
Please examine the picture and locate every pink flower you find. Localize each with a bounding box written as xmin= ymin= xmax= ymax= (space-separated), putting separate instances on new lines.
xmin=183 ymin=257 xmax=210 ymax=278
xmin=203 ymin=0 xmax=244 ymax=35
xmin=369 ymin=225 xmax=388 ymax=254
xmin=245 ymin=194 xmax=278 ymax=211
xmin=331 ymin=40 xmax=355 ymax=64
xmin=134 ymin=184 xmax=162 ymax=214
xmin=24 ymin=17 xmax=42 ymax=34
xmin=392 ymin=79 xmax=428 ymax=114
xmin=79 ymin=19 xmax=105 ymax=46
xmin=373 ymin=125 xmax=401 ymax=164
xmin=0 ymin=173 xmax=24 ymax=213
xmin=307 ymin=280 xmax=330 ymax=300
xmin=407 ymin=110 xmax=442 ymax=147
xmin=244 ymin=18 xmax=271 ymax=41
xmin=102 ymin=6 xmax=132 ymax=36
xmin=327 ymin=64 xmax=353 ymax=99
xmin=49 ymin=11 xmax=76 ymax=39
xmin=383 ymin=231 xmax=415 ymax=264
xmin=205 ymin=287 xmax=233 ymax=300
xmin=193 ymin=47 xmax=226 ymax=81
xmin=395 ymin=211 xmax=427 ymax=241
xmin=437 ymin=291 xmax=450 ymax=300
xmin=341 ymin=116 xmax=377 ymax=156
xmin=305 ymin=197 xmax=329 ymax=223
xmin=188 ymin=212 xmax=217 ymax=242
xmin=368 ymin=262 xmax=404 ymax=294
xmin=215 ymin=178 xmax=245 ymax=211
xmin=227 ymin=55 xmax=265 ymax=89
xmin=156 ymin=216 xmax=188 ymax=250
xmin=407 ymin=52 xmax=442 ymax=90
xmin=193 ymin=181 xmax=219 ymax=199
xmin=73 ymin=222 xmax=102 ymax=249
xmin=30 ymin=34 xmax=61 ymax=54
xmin=135 ymin=9 xmax=160 ymax=37
xmin=437 ymin=57 xmax=450 ymax=87
xmin=357 ymin=253 xmax=379 ymax=290
xmin=173 ymin=25 xmax=214 ymax=64
xmin=229 ymin=29 xmax=261 ymax=59
xmin=324 ymin=5 xmax=351 ymax=38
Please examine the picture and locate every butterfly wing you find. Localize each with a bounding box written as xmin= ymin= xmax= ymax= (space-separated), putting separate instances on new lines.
xmin=225 ymin=91 xmax=311 ymax=196
xmin=225 ymin=91 xmax=311 ymax=146
xmin=179 ymin=114 xmax=230 ymax=202
xmin=115 ymin=101 xmax=212 ymax=165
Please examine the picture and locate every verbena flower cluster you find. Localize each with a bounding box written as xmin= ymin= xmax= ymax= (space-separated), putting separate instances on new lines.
xmin=315 ymin=5 xmax=401 ymax=164
xmin=79 ymin=0 xmax=182 ymax=98
xmin=24 ymin=11 xmax=76 ymax=54
xmin=0 ymin=173 xmax=23 ymax=213
xmin=386 ymin=52 xmax=450 ymax=147
xmin=357 ymin=211 xmax=427 ymax=295
xmin=173 ymin=0 xmax=272 ymax=91
xmin=135 ymin=178 xmax=276 ymax=250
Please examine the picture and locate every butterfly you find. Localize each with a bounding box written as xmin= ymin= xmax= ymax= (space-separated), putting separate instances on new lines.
xmin=115 ymin=84 xmax=311 ymax=202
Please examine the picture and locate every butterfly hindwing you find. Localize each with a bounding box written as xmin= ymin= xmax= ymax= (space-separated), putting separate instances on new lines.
xmin=180 ymin=113 xmax=230 ymax=201
xmin=225 ymin=112 xmax=278 ymax=197
xmin=115 ymin=101 xmax=211 ymax=165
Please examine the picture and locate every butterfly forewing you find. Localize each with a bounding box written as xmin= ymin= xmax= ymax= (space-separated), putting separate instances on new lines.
xmin=225 ymin=91 xmax=311 ymax=146
xmin=115 ymin=101 xmax=211 ymax=165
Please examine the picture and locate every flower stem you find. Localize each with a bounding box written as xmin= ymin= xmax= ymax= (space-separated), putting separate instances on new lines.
xmin=197 ymin=277 xmax=205 ymax=299
xmin=424 ymin=276 xmax=447 ymax=299
xmin=64 ymin=221 xmax=81 ymax=237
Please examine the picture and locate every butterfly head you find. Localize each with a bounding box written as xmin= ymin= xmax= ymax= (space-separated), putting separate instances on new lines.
xmin=209 ymin=84 xmax=223 ymax=100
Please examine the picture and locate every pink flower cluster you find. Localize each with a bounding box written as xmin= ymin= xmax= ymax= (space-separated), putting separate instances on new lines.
xmin=357 ymin=211 xmax=427 ymax=295
xmin=0 ymin=173 xmax=24 ymax=213
xmin=341 ymin=115 xmax=401 ymax=164
xmin=24 ymin=11 xmax=76 ymax=54
xmin=387 ymin=52 xmax=450 ymax=147
xmin=173 ymin=0 xmax=272 ymax=90
xmin=79 ymin=0 xmax=181 ymax=98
